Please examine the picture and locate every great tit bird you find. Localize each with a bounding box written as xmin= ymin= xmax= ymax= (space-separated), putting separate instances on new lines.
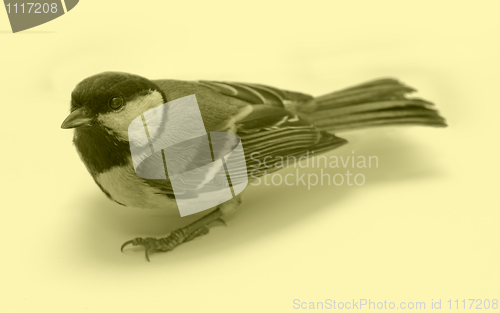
xmin=61 ymin=72 xmax=446 ymax=261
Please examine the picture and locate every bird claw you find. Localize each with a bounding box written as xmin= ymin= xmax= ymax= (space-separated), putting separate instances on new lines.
xmin=120 ymin=240 xmax=134 ymax=252
xmin=208 ymin=218 xmax=227 ymax=228
xmin=120 ymin=237 xmax=161 ymax=262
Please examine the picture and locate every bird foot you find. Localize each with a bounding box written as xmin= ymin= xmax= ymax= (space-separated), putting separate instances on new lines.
xmin=121 ymin=209 xmax=225 ymax=261
xmin=121 ymin=227 xmax=210 ymax=261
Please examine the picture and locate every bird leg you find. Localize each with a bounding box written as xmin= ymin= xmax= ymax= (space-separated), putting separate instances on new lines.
xmin=121 ymin=208 xmax=225 ymax=261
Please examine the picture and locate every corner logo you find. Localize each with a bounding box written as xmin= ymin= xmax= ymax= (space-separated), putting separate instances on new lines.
xmin=127 ymin=95 xmax=248 ymax=217
xmin=3 ymin=0 xmax=78 ymax=33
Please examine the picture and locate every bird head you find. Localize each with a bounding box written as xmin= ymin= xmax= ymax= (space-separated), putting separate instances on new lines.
xmin=61 ymin=72 xmax=168 ymax=174
xmin=61 ymin=71 xmax=166 ymax=141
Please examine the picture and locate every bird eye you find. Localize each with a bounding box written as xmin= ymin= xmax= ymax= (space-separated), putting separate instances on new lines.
xmin=109 ymin=97 xmax=124 ymax=110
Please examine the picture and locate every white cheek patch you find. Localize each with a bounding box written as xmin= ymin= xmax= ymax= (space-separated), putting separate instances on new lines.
xmin=97 ymin=90 xmax=164 ymax=142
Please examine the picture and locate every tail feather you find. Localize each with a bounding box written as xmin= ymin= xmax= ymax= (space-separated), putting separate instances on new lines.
xmin=307 ymin=78 xmax=447 ymax=132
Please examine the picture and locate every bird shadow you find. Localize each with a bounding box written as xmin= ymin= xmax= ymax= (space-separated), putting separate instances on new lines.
xmin=75 ymin=128 xmax=446 ymax=264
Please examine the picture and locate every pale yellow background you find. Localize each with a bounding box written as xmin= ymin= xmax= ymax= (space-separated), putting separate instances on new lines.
xmin=0 ymin=1 xmax=498 ymax=312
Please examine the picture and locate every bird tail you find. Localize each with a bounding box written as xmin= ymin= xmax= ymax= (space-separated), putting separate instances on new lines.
xmin=303 ymin=78 xmax=447 ymax=132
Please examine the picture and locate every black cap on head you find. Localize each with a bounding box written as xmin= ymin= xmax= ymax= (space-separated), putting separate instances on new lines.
xmin=70 ymin=72 xmax=166 ymax=115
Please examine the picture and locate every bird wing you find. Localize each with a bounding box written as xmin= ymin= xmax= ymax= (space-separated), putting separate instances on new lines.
xmin=196 ymin=80 xmax=348 ymax=175
xmin=144 ymin=80 xmax=347 ymax=196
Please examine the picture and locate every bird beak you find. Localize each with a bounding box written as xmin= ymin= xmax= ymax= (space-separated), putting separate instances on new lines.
xmin=61 ymin=108 xmax=92 ymax=129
